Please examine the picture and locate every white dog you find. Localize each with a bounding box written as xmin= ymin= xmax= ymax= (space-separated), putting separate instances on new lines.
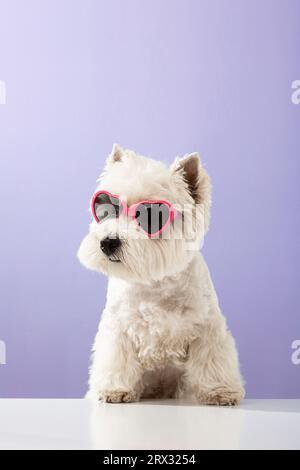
xmin=78 ymin=144 xmax=245 ymax=405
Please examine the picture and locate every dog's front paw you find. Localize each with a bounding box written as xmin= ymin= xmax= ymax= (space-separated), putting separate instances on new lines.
xmin=99 ymin=390 xmax=139 ymax=403
xmin=198 ymin=387 xmax=245 ymax=407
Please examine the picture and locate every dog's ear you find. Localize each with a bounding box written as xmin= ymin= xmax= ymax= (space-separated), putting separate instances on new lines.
xmin=106 ymin=143 xmax=124 ymax=165
xmin=171 ymin=152 xmax=212 ymax=230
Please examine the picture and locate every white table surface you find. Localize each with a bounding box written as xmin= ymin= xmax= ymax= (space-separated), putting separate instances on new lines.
xmin=0 ymin=399 xmax=299 ymax=450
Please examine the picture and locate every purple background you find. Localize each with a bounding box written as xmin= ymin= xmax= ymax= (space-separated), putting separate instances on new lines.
xmin=0 ymin=0 xmax=299 ymax=398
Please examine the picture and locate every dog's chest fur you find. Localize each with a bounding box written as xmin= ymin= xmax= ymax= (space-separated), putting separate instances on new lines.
xmin=105 ymin=254 xmax=218 ymax=370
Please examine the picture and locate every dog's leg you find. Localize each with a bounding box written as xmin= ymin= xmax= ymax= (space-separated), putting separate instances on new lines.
xmin=88 ymin=324 xmax=143 ymax=403
xmin=181 ymin=320 xmax=245 ymax=406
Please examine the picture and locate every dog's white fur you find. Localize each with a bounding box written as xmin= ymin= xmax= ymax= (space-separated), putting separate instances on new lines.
xmin=78 ymin=145 xmax=245 ymax=405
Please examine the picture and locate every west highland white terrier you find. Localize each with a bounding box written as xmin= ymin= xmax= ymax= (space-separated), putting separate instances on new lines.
xmin=78 ymin=144 xmax=245 ymax=405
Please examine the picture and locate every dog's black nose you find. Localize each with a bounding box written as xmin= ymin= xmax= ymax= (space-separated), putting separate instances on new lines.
xmin=100 ymin=236 xmax=121 ymax=257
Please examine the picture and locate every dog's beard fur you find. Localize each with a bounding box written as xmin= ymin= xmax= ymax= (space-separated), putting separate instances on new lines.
xmin=78 ymin=145 xmax=210 ymax=283
xmin=78 ymin=222 xmax=196 ymax=283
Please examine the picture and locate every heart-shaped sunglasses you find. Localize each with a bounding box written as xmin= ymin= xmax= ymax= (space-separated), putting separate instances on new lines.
xmin=91 ymin=190 xmax=178 ymax=238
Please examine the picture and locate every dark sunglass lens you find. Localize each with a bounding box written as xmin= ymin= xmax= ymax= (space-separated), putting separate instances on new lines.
xmin=94 ymin=193 xmax=121 ymax=222
xmin=135 ymin=203 xmax=170 ymax=235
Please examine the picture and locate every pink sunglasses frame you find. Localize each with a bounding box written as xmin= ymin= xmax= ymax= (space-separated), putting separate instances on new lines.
xmin=91 ymin=190 xmax=178 ymax=238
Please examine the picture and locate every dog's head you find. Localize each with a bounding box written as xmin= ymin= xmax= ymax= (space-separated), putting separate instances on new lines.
xmin=78 ymin=145 xmax=211 ymax=283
